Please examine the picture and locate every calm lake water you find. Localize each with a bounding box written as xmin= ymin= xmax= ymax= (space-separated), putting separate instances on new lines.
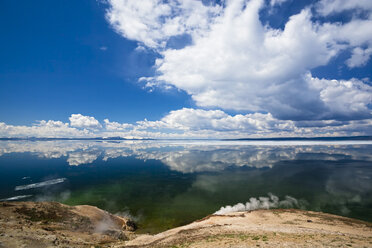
xmin=0 ymin=140 xmax=371 ymax=233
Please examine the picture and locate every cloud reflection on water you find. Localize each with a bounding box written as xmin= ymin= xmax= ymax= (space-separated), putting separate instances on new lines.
xmin=0 ymin=140 xmax=371 ymax=169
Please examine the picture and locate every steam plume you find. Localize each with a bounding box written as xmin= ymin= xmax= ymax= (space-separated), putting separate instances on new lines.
xmin=214 ymin=193 xmax=300 ymax=215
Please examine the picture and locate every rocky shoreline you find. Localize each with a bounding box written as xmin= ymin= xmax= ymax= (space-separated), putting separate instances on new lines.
xmin=0 ymin=201 xmax=371 ymax=247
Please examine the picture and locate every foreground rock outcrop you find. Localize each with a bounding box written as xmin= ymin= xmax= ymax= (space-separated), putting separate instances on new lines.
xmin=0 ymin=201 xmax=136 ymax=248
xmin=0 ymin=202 xmax=371 ymax=247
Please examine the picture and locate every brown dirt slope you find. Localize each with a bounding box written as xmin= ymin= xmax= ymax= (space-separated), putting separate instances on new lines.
xmin=0 ymin=201 xmax=136 ymax=248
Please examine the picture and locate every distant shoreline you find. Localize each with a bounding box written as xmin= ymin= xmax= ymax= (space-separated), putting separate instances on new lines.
xmin=0 ymin=135 xmax=371 ymax=141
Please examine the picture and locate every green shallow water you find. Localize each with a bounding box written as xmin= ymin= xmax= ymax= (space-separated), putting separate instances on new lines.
xmin=0 ymin=140 xmax=371 ymax=233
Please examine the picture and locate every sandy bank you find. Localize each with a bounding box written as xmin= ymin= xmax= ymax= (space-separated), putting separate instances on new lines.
xmin=0 ymin=202 xmax=371 ymax=247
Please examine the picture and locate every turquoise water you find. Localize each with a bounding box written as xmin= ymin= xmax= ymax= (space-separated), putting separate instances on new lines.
xmin=0 ymin=140 xmax=371 ymax=233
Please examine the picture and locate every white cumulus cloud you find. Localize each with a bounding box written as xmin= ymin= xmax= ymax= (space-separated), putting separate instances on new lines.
xmin=104 ymin=119 xmax=133 ymax=131
xmin=346 ymin=47 xmax=372 ymax=68
xmin=316 ymin=0 xmax=372 ymax=16
xmin=69 ymin=114 xmax=102 ymax=129
xmin=106 ymin=0 xmax=221 ymax=48
xmin=270 ymin=0 xmax=291 ymax=7
xmin=158 ymin=108 xmax=296 ymax=132
xmin=106 ymin=0 xmax=372 ymax=122
xmin=0 ymin=120 xmax=91 ymax=138
xmin=1 ymin=109 xmax=372 ymax=139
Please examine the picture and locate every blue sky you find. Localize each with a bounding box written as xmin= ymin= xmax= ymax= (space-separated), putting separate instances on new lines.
xmin=0 ymin=0 xmax=371 ymax=138
xmin=0 ymin=0 xmax=191 ymax=125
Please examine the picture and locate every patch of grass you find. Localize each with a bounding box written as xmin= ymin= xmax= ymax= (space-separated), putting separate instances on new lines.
xmin=206 ymin=236 xmax=216 ymax=242
xmin=238 ymin=234 xmax=249 ymax=241
xmin=222 ymin=234 xmax=235 ymax=239
xmin=204 ymin=233 xmax=269 ymax=243
xmin=272 ymin=211 xmax=281 ymax=217
xmin=170 ymin=243 xmax=190 ymax=248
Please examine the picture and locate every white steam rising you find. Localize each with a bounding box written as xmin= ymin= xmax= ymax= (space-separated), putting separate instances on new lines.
xmin=94 ymin=215 xmax=116 ymax=234
xmin=115 ymin=210 xmax=141 ymax=223
xmin=214 ymin=193 xmax=300 ymax=215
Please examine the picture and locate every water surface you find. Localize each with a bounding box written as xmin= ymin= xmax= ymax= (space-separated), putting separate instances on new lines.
xmin=0 ymin=140 xmax=371 ymax=233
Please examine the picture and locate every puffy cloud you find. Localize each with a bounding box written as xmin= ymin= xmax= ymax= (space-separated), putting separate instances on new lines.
xmin=106 ymin=0 xmax=372 ymax=122
xmin=69 ymin=114 xmax=102 ymax=129
xmin=346 ymin=47 xmax=372 ymax=68
xmin=104 ymin=119 xmax=133 ymax=131
xmin=155 ymin=5 xmax=371 ymax=119
xmin=307 ymin=75 xmax=372 ymax=120
xmin=158 ymin=108 xmax=296 ymax=132
xmin=0 ymin=109 xmax=372 ymax=139
xmin=316 ymin=0 xmax=372 ymax=16
xmin=0 ymin=120 xmax=91 ymax=138
xmin=132 ymin=106 xmax=372 ymax=138
xmin=270 ymin=0 xmax=291 ymax=7
xmin=106 ymin=0 xmax=221 ymax=48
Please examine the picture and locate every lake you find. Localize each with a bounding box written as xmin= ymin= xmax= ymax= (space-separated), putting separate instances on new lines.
xmin=0 ymin=140 xmax=371 ymax=233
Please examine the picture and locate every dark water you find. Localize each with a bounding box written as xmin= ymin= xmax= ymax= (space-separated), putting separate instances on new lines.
xmin=0 ymin=140 xmax=371 ymax=233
